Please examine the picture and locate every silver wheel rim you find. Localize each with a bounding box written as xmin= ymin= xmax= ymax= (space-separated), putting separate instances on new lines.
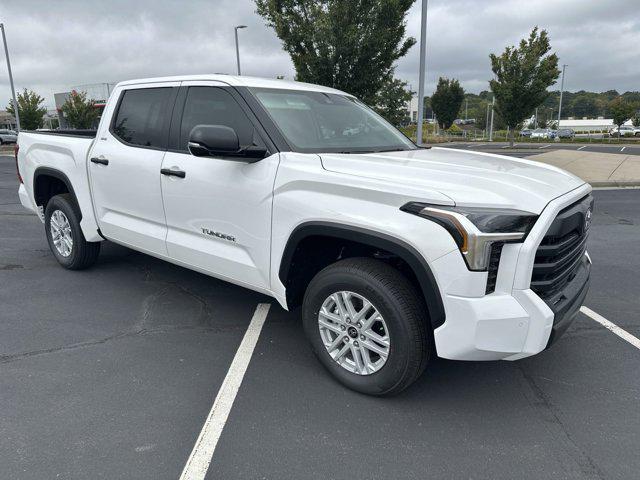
xmin=50 ymin=210 xmax=73 ymax=257
xmin=318 ymin=291 xmax=390 ymax=375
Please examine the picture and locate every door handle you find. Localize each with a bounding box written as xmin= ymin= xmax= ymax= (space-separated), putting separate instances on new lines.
xmin=161 ymin=168 xmax=186 ymax=178
xmin=90 ymin=157 xmax=109 ymax=165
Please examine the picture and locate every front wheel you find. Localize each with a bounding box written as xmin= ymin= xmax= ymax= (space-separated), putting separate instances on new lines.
xmin=302 ymin=258 xmax=431 ymax=396
xmin=44 ymin=193 xmax=101 ymax=269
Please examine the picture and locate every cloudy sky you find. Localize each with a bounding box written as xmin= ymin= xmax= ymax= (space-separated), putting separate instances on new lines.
xmin=1 ymin=0 xmax=639 ymax=108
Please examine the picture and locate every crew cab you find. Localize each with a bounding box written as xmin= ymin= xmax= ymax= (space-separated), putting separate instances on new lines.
xmin=16 ymin=75 xmax=593 ymax=395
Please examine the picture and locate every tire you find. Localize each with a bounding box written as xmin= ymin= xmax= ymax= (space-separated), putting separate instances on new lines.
xmin=302 ymin=257 xmax=431 ymax=396
xmin=44 ymin=193 xmax=100 ymax=269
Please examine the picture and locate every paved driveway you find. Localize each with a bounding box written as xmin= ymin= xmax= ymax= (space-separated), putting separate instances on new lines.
xmin=1 ymin=155 xmax=639 ymax=479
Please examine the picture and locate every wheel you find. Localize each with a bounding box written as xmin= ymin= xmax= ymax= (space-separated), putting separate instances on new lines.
xmin=44 ymin=193 xmax=101 ymax=269
xmin=302 ymin=257 xmax=431 ymax=396
xmin=635 ymin=132 xmax=640 ymax=137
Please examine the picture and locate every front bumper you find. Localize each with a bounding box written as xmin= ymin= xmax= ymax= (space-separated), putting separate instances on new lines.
xmin=431 ymin=183 xmax=592 ymax=361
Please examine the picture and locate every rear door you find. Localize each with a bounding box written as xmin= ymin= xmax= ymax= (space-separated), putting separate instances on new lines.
xmin=89 ymin=82 xmax=179 ymax=255
xmin=160 ymin=81 xmax=279 ymax=290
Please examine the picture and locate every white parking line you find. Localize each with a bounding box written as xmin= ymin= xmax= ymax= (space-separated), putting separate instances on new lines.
xmin=539 ymin=144 xmax=552 ymax=149
xmin=620 ymin=147 xmax=626 ymax=152
xmin=179 ymin=303 xmax=271 ymax=480
xmin=577 ymin=146 xmax=587 ymax=151
xmin=580 ymin=306 xmax=640 ymax=350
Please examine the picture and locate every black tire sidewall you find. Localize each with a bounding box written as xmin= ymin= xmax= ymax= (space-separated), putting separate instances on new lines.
xmin=44 ymin=195 xmax=83 ymax=268
xmin=303 ymin=266 xmax=421 ymax=395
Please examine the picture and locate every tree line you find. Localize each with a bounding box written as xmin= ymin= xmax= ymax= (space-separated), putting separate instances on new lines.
xmin=6 ymin=89 xmax=99 ymax=130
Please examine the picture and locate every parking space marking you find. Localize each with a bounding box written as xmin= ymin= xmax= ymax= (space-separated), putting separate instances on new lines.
xmin=620 ymin=147 xmax=626 ymax=152
xmin=580 ymin=306 xmax=640 ymax=350
xmin=539 ymin=144 xmax=552 ymax=149
xmin=179 ymin=303 xmax=271 ymax=480
xmin=577 ymin=146 xmax=587 ymax=151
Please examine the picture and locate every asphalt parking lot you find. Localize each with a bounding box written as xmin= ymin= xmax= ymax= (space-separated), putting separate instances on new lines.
xmin=439 ymin=141 xmax=640 ymax=158
xmin=1 ymin=153 xmax=639 ymax=480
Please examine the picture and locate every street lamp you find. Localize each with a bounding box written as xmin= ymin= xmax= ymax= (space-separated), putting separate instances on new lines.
xmin=1 ymin=23 xmax=20 ymax=131
xmin=234 ymin=25 xmax=247 ymax=76
xmin=415 ymin=0 xmax=429 ymax=145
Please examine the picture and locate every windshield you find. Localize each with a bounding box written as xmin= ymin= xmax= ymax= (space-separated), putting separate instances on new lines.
xmin=250 ymin=88 xmax=416 ymax=153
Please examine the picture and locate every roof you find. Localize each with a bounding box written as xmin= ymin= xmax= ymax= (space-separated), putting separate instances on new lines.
xmin=115 ymin=74 xmax=350 ymax=96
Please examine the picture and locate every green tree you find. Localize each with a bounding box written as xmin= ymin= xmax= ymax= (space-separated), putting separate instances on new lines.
xmin=255 ymin=0 xmax=415 ymax=106
xmin=608 ymin=97 xmax=636 ymax=137
xmin=6 ymin=88 xmax=47 ymax=130
xmin=632 ymin=115 xmax=640 ymax=128
xmin=61 ymin=90 xmax=99 ymax=129
xmin=374 ymin=78 xmax=412 ymax=126
xmin=489 ymin=27 xmax=560 ymax=146
xmin=430 ymin=77 xmax=464 ymax=129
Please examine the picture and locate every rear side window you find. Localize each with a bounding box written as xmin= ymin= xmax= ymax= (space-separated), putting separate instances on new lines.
xmin=112 ymin=88 xmax=173 ymax=149
xmin=179 ymin=87 xmax=256 ymax=151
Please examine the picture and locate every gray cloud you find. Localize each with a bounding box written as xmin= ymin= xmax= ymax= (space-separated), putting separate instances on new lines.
xmin=1 ymin=0 xmax=638 ymax=108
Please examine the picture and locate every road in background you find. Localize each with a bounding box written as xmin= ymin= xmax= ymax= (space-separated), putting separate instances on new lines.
xmin=1 ymin=155 xmax=639 ymax=479
xmin=437 ymin=141 xmax=640 ymax=158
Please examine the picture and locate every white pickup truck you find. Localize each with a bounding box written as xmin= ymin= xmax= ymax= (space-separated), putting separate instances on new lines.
xmin=16 ymin=75 xmax=593 ymax=395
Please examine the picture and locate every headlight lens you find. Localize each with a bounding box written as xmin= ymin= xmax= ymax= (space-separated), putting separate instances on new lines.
xmin=401 ymin=202 xmax=538 ymax=271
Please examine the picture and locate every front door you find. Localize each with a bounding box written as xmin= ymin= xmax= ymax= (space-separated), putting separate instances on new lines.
xmin=160 ymin=82 xmax=279 ymax=290
xmin=89 ymin=83 xmax=179 ymax=256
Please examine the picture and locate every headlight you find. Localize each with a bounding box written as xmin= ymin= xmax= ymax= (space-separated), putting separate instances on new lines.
xmin=401 ymin=202 xmax=538 ymax=271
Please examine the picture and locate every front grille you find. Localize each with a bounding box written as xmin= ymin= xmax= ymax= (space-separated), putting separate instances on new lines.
xmin=530 ymin=195 xmax=594 ymax=299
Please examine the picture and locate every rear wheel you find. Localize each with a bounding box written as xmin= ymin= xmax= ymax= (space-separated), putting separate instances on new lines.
xmin=302 ymin=258 xmax=431 ymax=396
xmin=44 ymin=193 xmax=100 ymax=269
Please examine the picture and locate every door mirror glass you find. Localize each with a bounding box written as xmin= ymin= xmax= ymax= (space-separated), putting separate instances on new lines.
xmin=188 ymin=124 xmax=267 ymax=160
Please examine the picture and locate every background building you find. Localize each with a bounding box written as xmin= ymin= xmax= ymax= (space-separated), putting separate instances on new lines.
xmin=54 ymin=82 xmax=115 ymax=128
xmin=0 ymin=111 xmax=17 ymax=130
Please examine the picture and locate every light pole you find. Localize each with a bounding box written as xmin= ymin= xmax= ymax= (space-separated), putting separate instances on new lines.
xmin=234 ymin=25 xmax=247 ymax=76
xmin=556 ymin=64 xmax=567 ymax=133
xmin=1 ymin=23 xmax=20 ymax=131
xmin=489 ymin=95 xmax=495 ymax=141
xmin=415 ymin=0 xmax=428 ymax=145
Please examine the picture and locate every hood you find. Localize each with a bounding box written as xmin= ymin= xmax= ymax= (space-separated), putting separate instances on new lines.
xmin=319 ymin=147 xmax=585 ymax=214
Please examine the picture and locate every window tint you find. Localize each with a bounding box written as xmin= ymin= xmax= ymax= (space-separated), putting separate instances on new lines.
xmin=179 ymin=87 xmax=255 ymax=150
xmin=112 ymin=87 xmax=173 ymax=148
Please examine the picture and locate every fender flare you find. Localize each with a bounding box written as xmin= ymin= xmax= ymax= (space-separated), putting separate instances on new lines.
xmin=279 ymin=222 xmax=446 ymax=329
xmin=33 ymin=167 xmax=80 ymax=216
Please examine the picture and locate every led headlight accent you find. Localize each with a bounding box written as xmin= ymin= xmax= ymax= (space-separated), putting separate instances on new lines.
xmin=401 ymin=203 xmax=538 ymax=271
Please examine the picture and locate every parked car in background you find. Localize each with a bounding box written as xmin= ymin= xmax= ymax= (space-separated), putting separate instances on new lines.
xmin=0 ymin=129 xmax=18 ymax=144
xmin=530 ymin=128 xmax=556 ymax=139
xmin=609 ymin=125 xmax=640 ymax=137
xmin=556 ymin=128 xmax=575 ymax=139
xmin=519 ymin=128 xmax=533 ymax=137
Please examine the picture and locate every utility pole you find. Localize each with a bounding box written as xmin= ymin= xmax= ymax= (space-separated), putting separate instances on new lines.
xmin=1 ymin=23 xmax=20 ymax=131
xmin=415 ymin=0 xmax=428 ymax=145
xmin=489 ymin=96 xmax=495 ymax=141
xmin=234 ymin=25 xmax=247 ymax=76
xmin=485 ymin=102 xmax=490 ymax=138
xmin=556 ymin=64 xmax=567 ymax=138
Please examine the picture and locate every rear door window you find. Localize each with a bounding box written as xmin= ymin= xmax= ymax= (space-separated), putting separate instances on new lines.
xmin=111 ymin=87 xmax=173 ymax=149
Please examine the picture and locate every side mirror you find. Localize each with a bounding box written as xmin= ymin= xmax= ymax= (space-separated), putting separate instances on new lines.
xmin=188 ymin=125 xmax=268 ymax=161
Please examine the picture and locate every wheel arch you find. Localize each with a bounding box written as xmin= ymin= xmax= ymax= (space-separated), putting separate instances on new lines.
xmin=279 ymin=222 xmax=446 ymax=330
xmin=33 ymin=167 xmax=80 ymax=216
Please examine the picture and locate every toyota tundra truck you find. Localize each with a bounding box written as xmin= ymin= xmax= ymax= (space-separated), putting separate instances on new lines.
xmin=16 ymin=75 xmax=593 ymax=395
